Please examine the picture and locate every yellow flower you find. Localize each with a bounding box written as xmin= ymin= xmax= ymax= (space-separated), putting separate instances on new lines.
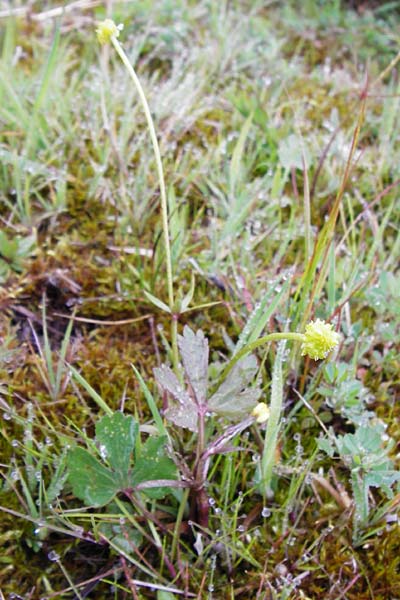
xmin=96 ymin=19 xmax=120 ymax=45
xmin=301 ymin=319 xmax=340 ymax=360
xmin=252 ymin=402 xmax=270 ymax=424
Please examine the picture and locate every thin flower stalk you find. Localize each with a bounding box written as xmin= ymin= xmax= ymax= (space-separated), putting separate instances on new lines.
xmin=214 ymin=320 xmax=340 ymax=497
xmin=96 ymin=20 xmax=178 ymax=371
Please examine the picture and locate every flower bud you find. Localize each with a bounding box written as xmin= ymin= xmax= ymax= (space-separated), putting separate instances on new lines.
xmin=252 ymin=402 xmax=270 ymax=424
xmin=301 ymin=319 xmax=340 ymax=360
xmin=96 ymin=19 xmax=120 ymax=45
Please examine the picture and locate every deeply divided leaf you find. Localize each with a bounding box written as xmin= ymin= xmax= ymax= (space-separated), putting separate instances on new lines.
xmin=154 ymin=364 xmax=198 ymax=431
xmin=178 ymin=326 xmax=209 ymax=405
xmin=208 ymin=354 xmax=261 ymax=417
xmin=155 ymin=328 xmax=262 ymax=427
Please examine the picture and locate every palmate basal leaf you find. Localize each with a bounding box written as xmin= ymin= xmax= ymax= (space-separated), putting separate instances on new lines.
xmin=67 ymin=447 xmax=118 ymax=507
xmin=67 ymin=414 xmax=177 ymax=507
xmin=131 ymin=435 xmax=177 ymax=499
xmin=95 ymin=412 xmax=138 ymax=482
xmin=67 ymin=413 xmax=138 ymax=506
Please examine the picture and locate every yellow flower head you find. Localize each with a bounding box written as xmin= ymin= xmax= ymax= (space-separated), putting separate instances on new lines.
xmin=252 ymin=402 xmax=270 ymax=424
xmin=96 ymin=19 xmax=120 ymax=45
xmin=301 ymin=319 xmax=340 ymax=360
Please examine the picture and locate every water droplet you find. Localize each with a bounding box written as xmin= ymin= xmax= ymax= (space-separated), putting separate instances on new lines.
xmin=99 ymin=444 xmax=108 ymax=460
xmin=48 ymin=550 xmax=59 ymax=562
xmin=262 ymin=507 xmax=271 ymax=518
xmin=11 ymin=440 xmax=18 ymax=447
xmin=3 ymin=413 xmax=11 ymax=421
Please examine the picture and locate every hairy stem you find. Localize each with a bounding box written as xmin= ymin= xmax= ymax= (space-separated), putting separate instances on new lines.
xmin=260 ymin=341 xmax=285 ymax=497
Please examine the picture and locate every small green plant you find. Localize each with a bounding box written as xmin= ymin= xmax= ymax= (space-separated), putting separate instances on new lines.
xmin=1 ymin=400 xmax=69 ymax=552
xmin=153 ymin=325 xmax=262 ymax=526
xmin=317 ymin=361 xmax=374 ymax=425
xmin=0 ymin=229 xmax=36 ymax=281
xmin=364 ymin=270 xmax=400 ymax=321
xmin=67 ymin=412 xmax=177 ymax=507
xmin=172 ymin=320 xmax=338 ymax=504
xmin=318 ymin=422 xmax=400 ymax=542
xmin=29 ymin=297 xmax=75 ymax=402
xmin=64 ymin=318 xmax=340 ymax=532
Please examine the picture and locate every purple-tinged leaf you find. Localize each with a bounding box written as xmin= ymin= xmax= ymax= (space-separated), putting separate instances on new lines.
xmin=154 ymin=364 xmax=198 ymax=432
xmin=208 ymin=354 xmax=261 ymax=418
xmin=178 ymin=326 xmax=209 ymax=406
